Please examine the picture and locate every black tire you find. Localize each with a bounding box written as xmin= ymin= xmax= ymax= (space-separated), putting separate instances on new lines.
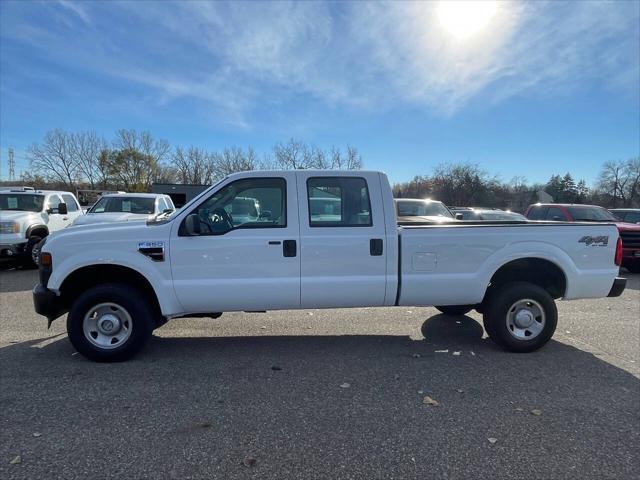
xmin=26 ymin=235 xmax=43 ymax=267
xmin=67 ymin=283 xmax=154 ymax=362
xmin=482 ymin=281 xmax=557 ymax=353
xmin=435 ymin=305 xmax=474 ymax=316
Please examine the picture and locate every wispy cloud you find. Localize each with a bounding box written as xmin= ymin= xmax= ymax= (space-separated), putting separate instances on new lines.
xmin=57 ymin=0 xmax=92 ymax=26
xmin=1 ymin=0 xmax=637 ymax=125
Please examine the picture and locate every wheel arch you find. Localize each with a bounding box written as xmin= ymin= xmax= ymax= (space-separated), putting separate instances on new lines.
xmin=26 ymin=224 xmax=49 ymax=239
xmin=59 ymin=264 xmax=162 ymax=321
xmin=484 ymin=257 xmax=567 ymax=302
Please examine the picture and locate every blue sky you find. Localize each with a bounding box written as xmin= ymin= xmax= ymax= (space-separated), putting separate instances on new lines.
xmin=0 ymin=0 xmax=638 ymax=185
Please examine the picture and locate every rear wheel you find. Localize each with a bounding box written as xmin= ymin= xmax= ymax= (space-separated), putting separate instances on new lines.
xmin=67 ymin=283 xmax=154 ymax=362
xmin=482 ymin=282 xmax=557 ymax=352
xmin=435 ymin=305 xmax=474 ymax=316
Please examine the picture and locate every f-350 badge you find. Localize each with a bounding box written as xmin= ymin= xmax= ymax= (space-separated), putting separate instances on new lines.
xmin=578 ymin=235 xmax=609 ymax=246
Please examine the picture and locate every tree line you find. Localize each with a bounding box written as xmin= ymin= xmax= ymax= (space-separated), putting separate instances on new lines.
xmin=18 ymin=129 xmax=363 ymax=192
xmin=393 ymin=159 xmax=639 ymax=211
xmin=4 ymin=128 xmax=638 ymax=210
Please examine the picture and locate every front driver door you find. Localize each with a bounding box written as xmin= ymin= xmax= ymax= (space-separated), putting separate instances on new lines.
xmin=170 ymin=172 xmax=300 ymax=313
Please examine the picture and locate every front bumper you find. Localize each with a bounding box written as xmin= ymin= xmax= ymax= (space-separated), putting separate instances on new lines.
xmin=0 ymin=242 xmax=28 ymax=258
xmin=33 ymin=284 xmax=67 ymax=324
xmin=607 ymin=277 xmax=627 ymax=297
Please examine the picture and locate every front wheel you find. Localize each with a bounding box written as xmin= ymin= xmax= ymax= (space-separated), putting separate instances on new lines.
xmin=26 ymin=235 xmax=43 ymax=266
xmin=482 ymin=282 xmax=557 ymax=353
xmin=435 ymin=305 xmax=474 ymax=316
xmin=67 ymin=283 xmax=154 ymax=362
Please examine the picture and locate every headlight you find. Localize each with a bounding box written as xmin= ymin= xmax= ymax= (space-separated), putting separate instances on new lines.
xmin=0 ymin=222 xmax=20 ymax=234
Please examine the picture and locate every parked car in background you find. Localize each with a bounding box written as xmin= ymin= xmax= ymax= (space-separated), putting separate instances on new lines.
xmin=609 ymin=209 xmax=640 ymax=224
xmin=525 ymin=203 xmax=640 ymax=273
xmin=0 ymin=187 xmax=83 ymax=264
xmin=72 ymin=193 xmax=175 ymax=227
xmin=451 ymin=207 xmax=527 ymax=221
xmin=395 ymin=198 xmax=461 ymax=223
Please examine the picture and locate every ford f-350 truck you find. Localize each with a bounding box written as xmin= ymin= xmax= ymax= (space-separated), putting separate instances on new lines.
xmin=32 ymin=170 xmax=626 ymax=361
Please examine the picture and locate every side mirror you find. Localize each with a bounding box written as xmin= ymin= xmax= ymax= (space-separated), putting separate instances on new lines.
xmin=455 ymin=213 xmax=464 ymax=220
xmin=58 ymin=203 xmax=68 ymax=215
xmin=184 ymin=214 xmax=201 ymax=236
xmin=259 ymin=210 xmax=272 ymax=219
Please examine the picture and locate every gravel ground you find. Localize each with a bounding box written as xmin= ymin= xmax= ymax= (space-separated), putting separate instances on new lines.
xmin=1 ymin=261 xmax=638 ymax=479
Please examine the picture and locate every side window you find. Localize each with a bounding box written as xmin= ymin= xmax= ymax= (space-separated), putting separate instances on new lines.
xmin=46 ymin=195 xmax=62 ymax=211
xmin=157 ymin=197 xmax=168 ymax=212
xmin=307 ymin=177 xmax=372 ymax=227
xmin=624 ymin=212 xmax=640 ymax=223
xmin=183 ymin=177 xmax=286 ymax=235
xmin=527 ymin=206 xmax=547 ymax=220
xmin=61 ymin=194 xmax=79 ymax=212
xmin=165 ymin=196 xmax=175 ymax=210
xmin=546 ymin=207 xmax=565 ymax=221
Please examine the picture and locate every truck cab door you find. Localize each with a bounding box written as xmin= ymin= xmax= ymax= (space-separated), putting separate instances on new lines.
xmin=169 ymin=172 xmax=301 ymax=313
xmin=44 ymin=194 xmax=68 ymax=232
xmin=297 ymin=171 xmax=388 ymax=308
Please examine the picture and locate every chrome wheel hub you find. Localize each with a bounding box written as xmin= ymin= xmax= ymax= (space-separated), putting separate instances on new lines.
xmin=83 ymin=303 xmax=132 ymax=350
xmin=506 ymin=299 xmax=546 ymax=340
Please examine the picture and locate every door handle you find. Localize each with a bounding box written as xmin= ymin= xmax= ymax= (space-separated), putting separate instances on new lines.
xmin=268 ymin=241 xmax=282 ymax=245
xmin=283 ymin=239 xmax=296 ymax=257
xmin=370 ymin=238 xmax=383 ymax=256
xmin=62 ymin=217 xmax=69 ymax=221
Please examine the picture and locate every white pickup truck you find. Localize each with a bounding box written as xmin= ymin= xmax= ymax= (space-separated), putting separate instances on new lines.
xmin=33 ymin=170 xmax=626 ymax=361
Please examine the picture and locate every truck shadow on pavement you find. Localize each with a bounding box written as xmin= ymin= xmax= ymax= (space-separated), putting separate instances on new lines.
xmin=1 ymin=313 xmax=638 ymax=479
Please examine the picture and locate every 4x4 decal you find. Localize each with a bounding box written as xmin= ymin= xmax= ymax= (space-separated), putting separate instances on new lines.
xmin=578 ymin=235 xmax=609 ymax=246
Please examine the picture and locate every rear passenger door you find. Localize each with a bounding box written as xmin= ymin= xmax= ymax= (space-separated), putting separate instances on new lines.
xmin=297 ymin=172 xmax=387 ymax=308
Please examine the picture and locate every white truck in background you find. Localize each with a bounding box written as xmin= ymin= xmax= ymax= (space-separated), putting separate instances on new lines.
xmin=33 ymin=170 xmax=626 ymax=362
xmin=0 ymin=188 xmax=83 ymax=265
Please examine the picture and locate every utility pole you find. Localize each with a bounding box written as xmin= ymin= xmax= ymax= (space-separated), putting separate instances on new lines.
xmin=8 ymin=148 xmax=15 ymax=182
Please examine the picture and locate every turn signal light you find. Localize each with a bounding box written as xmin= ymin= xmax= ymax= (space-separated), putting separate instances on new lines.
xmin=614 ymin=237 xmax=623 ymax=266
xmin=40 ymin=252 xmax=52 ymax=267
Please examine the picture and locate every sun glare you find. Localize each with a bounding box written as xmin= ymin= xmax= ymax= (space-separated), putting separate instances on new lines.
xmin=437 ymin=0 xmax=498 ymax=39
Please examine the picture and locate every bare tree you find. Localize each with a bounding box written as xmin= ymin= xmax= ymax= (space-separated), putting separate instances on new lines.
xmin=330 ymin=145 xmax=363 ymax=170
xmin=211 ymin=146 xmax=261 ymax=177
xmin=28 ymin=129 xmax=79 ymax=189
xmin=597 ymin=160 xmax=630 ymax=207
xmin=272 ymin=138 xmax=328 ymax=170
xmin=72 ymin=131 xmax=107 ymax=189
xmin=113 ymin=129 xmax=170 ymax=164
xmin=173 ymin=146 xmax=215 ymax=184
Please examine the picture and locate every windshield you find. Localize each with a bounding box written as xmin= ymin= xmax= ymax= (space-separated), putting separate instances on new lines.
xmin=567 ymin=206 xmax=618 ymax=221
xmin=89 ymin=196 xmax=155 ymax=214
xmin=397 ymin=200 xmax=453 ymax=218
xmin=0 ymin=193 xmax=44 ymax=212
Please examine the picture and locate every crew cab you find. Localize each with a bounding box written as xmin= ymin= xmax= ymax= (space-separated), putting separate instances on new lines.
xmin=0 ymin=188 xmax=83 ymax=264
xmin=525 ymin=203 xmax=640 ymax=273
xmin=33 ymin=171 xmax=626 ymax=362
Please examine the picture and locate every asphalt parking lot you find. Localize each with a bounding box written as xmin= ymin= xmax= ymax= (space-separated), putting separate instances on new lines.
xmin=1 ymin=261 xmax=638 ymax=480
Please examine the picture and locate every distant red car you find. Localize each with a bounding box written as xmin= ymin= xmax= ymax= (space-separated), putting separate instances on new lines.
xmin=524 ymin=203 xmax=640 ymax=273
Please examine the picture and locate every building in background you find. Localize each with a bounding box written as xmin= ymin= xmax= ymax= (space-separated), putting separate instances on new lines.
xmin=151 ymin=183 xmax=209 ymax=208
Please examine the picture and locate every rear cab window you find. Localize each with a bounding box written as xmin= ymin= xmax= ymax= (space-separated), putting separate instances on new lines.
xmin=307 ymin=177 xmax=372 ymax=227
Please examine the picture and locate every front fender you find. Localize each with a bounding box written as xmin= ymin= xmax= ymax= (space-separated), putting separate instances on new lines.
xmin=47 ymin=250 xmax=184 ymax=317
